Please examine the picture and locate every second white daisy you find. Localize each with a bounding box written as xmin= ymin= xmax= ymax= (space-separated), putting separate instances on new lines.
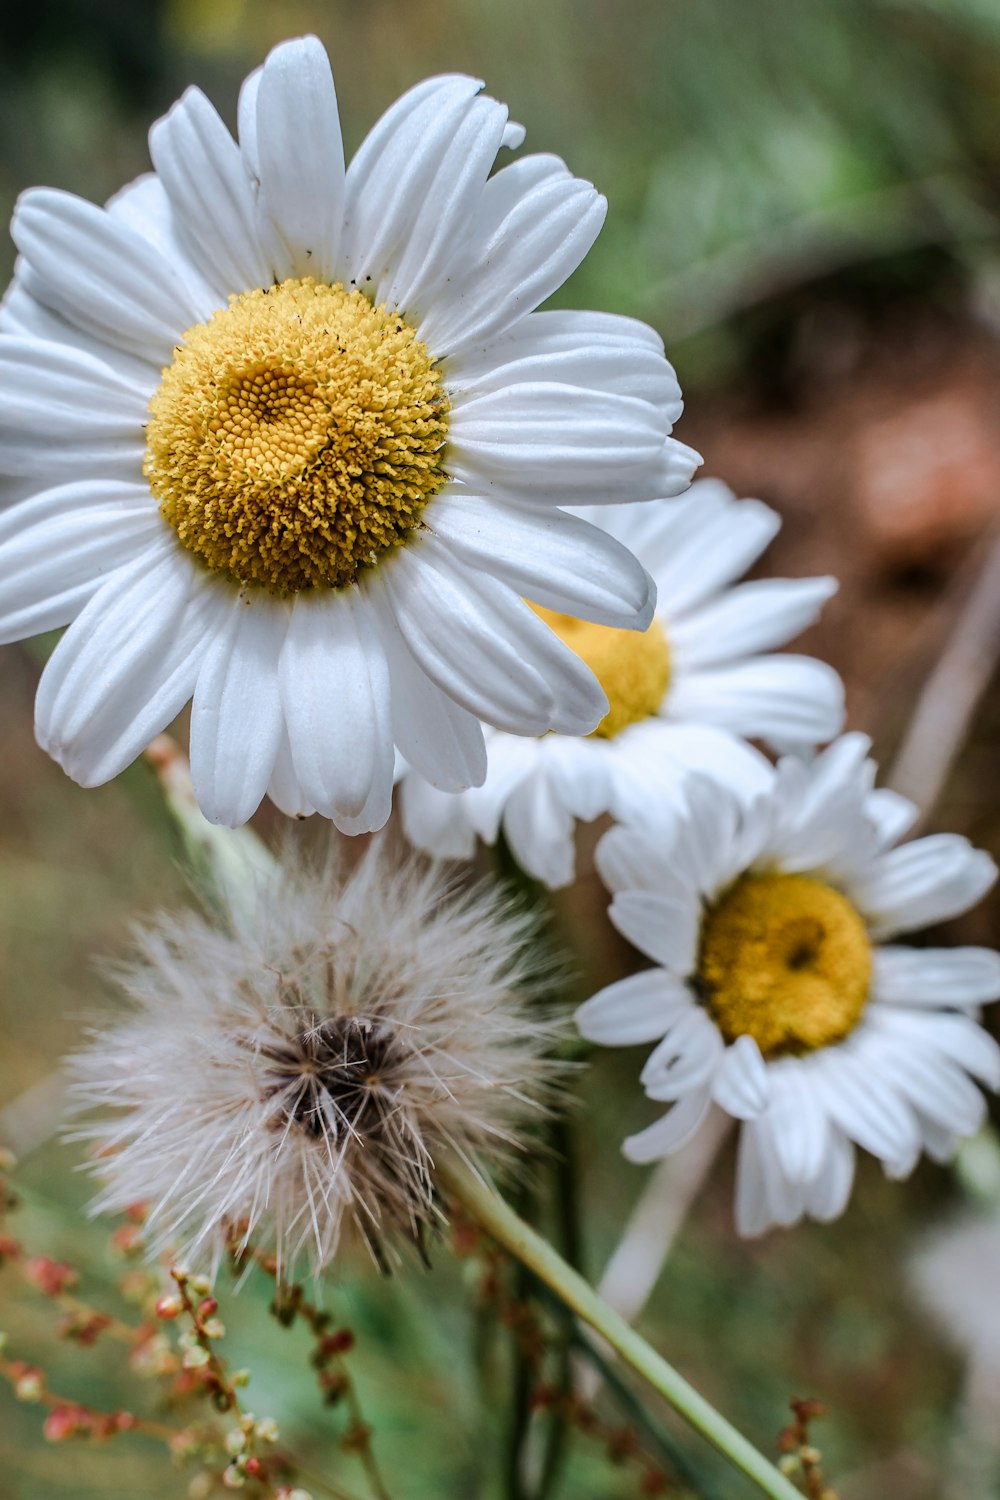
xmin=576 ymin=734 xmax=1000 ymax=1234
xmin=398 ymin=480 xmax=843 ymax=886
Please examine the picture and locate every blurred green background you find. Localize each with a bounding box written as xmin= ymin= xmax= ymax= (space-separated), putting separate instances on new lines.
xmin=3 ymin=1 xmax=1000 ymax=1497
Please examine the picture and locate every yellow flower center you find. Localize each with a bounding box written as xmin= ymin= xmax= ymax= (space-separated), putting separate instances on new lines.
xmin=532 ymin=608 xmax=671 ymax=738
xmin=144 ymin=279 xmax=449 ymax=594
xmin=697 ymin=872 xmax=872 ymax=1058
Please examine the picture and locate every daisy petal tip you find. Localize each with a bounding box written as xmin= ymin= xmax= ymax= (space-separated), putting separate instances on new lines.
xmin=502 ymin=120 xmax=526 ymax=150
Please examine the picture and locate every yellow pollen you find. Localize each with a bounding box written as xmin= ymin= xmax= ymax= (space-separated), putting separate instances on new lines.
xmin=697 ymin=872 xmax=872 ymax=1058
xmin=144 ymin=278 xmax=449 ymax=594
xmin=531 ymin=607 xmax=670 ymax=738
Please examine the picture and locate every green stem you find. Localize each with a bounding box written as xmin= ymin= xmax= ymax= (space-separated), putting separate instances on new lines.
xmin=438 ymin=1157 xmax=801 ymax=1500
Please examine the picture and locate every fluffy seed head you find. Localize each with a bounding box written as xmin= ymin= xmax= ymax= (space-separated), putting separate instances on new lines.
xmin=69 ymin=839 xmax=558 ymax=1275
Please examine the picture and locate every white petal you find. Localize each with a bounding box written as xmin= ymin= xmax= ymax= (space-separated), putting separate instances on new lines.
xmin=501 ymin=771 xmax=577 ymax=889
xmin=670 ymin=577 xmax=837 ymax=669
xmin=622 ymin=1090 xmax=712 ymax=1164
xmin=876 ymin=1045 xmax=988 ymax=1139
xmin=666 ymin=655 xmax=845 ymax=750
xmin=608 ymin=889 xmax=701 ymax=974
xmin=105 ymin=173 xmax=222 ymax=315
xmin=253 ymin=36 xmax=345 ymax=281
xmin=36 ymin=542 xmax=212 ymax=785
xmin=0 ymin=480 xmax=159 ymax=641
xmin=149 ymin=85 xmax=273 ymax=297
xmin=13 ymin=188 xmax=205 ymax=361
xmin=812 ymin=1045 xmax=922 ymax=1170
xmin=575 ymin=969 xmax=695 ymax=1046
xmin=398 ymin=776 xmax=477 ymax=862
xmin=867 ymin=1006 xmax=1000 ymax=1090
xmin=375 ymin=93 xmax=511 ymax=315
xmin=641 ymin=1008 xmax=725 ymax=1101
xmin=279 ymin=590 xmax=393 ymax=832
xmin=872 ymin=946 xmax=1000 ymax=1009
xmin=416 ymin=159 xmax=607 ymax=358
xmin=370 ymin=581 xmax=486 ymax=791
xmin=648 ymin=486 xmax=780 ymax=615
xmin=712 ymin=1036 xmax=770 ymax=1120
xmin=340 ymin=76 xmax=485 ymax=292
xmin=864 ymin=788 xmax=919 ymax=851
xmin=734 ymin=1122 xmax=773 ymax=1237
xmin=0 ymin=264 xmax=161 ymax=388
xmin=448 ymin=312 xmax=681 ymax=415
xmin=447 ymin=383 xmax=667 ymax=498
xmin=803 ymin=1130 xmax=856 ymax=1222
xmin=761 ymin=1065 xmax=831 ymax=1184
xmin=190 ymin=591 xmax=289 ymax=826
xmin=380 ymin=538 xmax=606 ymax=736
xmin=0 ymin=336 xmax=147 ymax=478
xmin=267 ymin=728 xmax=316 ymax=820
xmin=427 ymin=492 xmax=654 ymax=628
xmin=852 ymin=836 xmax=997 ymax=938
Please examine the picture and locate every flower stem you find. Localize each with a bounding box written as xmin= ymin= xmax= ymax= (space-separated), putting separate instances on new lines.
xmin=438 ymin=1157 xmax=801 ymax=1500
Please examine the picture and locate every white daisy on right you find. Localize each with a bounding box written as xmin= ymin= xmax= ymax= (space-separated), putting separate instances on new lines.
xmin=576 ymin=734 xmax=1000 ymax=1235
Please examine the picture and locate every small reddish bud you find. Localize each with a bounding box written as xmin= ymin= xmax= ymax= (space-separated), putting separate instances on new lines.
xmin=197 ymin=1297 xmax=219 ymax=1320
xmin=318 ymin=1329 xmax=354 ymax=1360
xmin=24 ymin=1257 xmax=79 ymax=1296
xmin=43 ymin=1405 xmax=83 ymax=1442
xmin=111 ymin=1225 xmax=142 ymax=1257
xmin=123 ymin=1202 xmax=149 ymax=1224
xmin=0 ymin=1233 xmax=22 ymax=1264
xmin=244 ymin=1457 xmax=265 ymax=1479
xmin=155 ymin=1295 xmax=183 ymax=1320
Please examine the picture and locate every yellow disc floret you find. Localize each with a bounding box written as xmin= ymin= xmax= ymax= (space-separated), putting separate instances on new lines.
xmin=145 ymin=279 xmax=448 ymax=594
xmin=532 ymin=608 xmax=671 ymax=738
xmin=698 ymin=872 xmax=872 ymax=1057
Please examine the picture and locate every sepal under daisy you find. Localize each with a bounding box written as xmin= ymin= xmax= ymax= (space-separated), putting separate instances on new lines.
xmin=576 ymin=734 xmax=1000 ymax=1234
xmin=398 ymin=480 xmax=843 ymax=886
xmin=0 ymin=35 xmax=699 ymax=830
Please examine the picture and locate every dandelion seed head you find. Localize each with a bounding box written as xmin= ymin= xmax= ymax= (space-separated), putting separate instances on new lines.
xmin=70 ymin=839 xmax=560 ymax=1276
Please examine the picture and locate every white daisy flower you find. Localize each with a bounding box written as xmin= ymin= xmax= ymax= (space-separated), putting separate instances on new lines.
xmin=398 ymin=480 xmax=843 ymax=886
xmin=576 ymin=733 xmax=1000 ymax=1234
xmin=0 ymin=36 xmax=698 ymax=830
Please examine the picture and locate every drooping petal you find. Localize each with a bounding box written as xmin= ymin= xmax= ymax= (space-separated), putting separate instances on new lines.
xmin=501 ymin=772 xmax=577 ymax=889
xmin=379 ymin=538 xmax=606 ymax=736
xmin=427 ymin=492 xmax=654 ymax=629
xmin=575 ymin=969 xmax=695 ymax=1046
xmin=608 ymin=889 xmax=701 ymax=975
xmin=712 ymin=1036 xmax=770 ymax=1120
xmin=622 ymin=1090 xmax=713 ymax=1164
xmin=640 ymin=1008 xmax=725 ymax=1101
xmin=36 ymin=541 xmax=213 ymax=785
xmin=279 ymin=589 xmax=393 ymax=833
xmin=398 ymin=776 xmax=477 ymax=862
xmin=190 ymin=592 xmax=290 ymax=826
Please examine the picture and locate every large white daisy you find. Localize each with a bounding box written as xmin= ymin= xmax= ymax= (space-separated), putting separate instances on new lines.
xmin=398 ymin=480 xmax=843 ymax=886
xmin=576 ymin=734 xmax=1000 ymax=1234
xmin=0 ymin=36 xmax=698 ymax=830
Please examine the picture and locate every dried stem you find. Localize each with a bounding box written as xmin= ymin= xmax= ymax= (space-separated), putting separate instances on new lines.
xmin=887 ymin=523 xmax=1000 ymax=823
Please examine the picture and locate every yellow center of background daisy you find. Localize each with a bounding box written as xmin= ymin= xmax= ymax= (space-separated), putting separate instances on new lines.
xmin=698 ymin=872 xmax=871 ymax=1057
xmin=532 ymin=609 xmax=671 ymax=737
xmin=144 ymin=278 xmax=448 ymax=594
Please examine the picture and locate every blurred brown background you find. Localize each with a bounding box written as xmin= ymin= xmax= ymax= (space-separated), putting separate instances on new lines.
xmin=2 ymin=2 xmax=1000 ymax=1496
